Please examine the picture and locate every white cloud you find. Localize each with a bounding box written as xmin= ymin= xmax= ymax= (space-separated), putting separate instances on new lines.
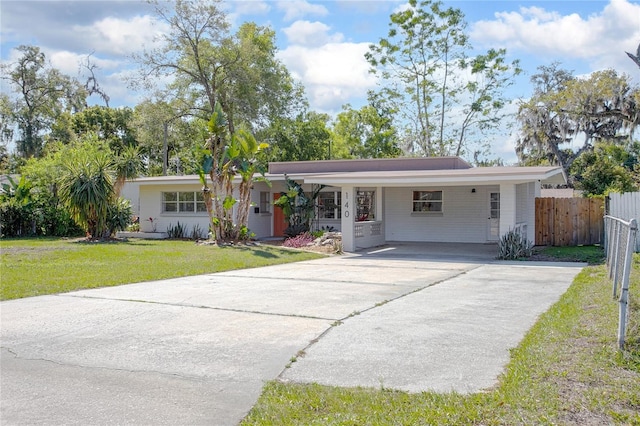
xmin=471 ymin=0 xmax=640 ymax=75
xmin=48 ymin=50 xmax=121 ymax=76
xmin=72 ymin=15 xmax=170 ymax=56
xmin=278 ymin=42 xmax=377 ymax=112
xmin=276 ymin=0 xmax=329 ymax=22
xmin=392 ymin=1 xmax=413 ymax=14
xmin=233 ymin=0 xmax=271 ymax=16
xmin=227 ymin=0 xmax=271 ymax=27
xmin=283 ymin=21 xmax=344 ymax=46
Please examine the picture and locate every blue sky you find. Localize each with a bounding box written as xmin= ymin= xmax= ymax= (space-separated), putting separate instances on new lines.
xmin=1 ymin=0 xmax=640 ymax=161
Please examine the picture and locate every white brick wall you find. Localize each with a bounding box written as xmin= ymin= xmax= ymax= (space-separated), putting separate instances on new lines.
xmin=137 ymin=182 xmax=275 ymax=239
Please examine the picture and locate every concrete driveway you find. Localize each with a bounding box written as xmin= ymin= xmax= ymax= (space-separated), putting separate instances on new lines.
xmin=1 ymin=244 xmax=584 ymax=425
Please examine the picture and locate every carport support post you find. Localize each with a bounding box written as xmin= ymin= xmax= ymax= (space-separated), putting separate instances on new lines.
xmin=341 ymin=185 xmax=356 ymax=252
xmin=499 ymin=183 xmax=517 ymax=237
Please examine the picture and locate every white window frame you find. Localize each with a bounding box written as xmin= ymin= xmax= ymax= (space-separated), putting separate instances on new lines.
xmin=317 ymin=191 xmax=341 ymax=219
xmin=356 ymin=190 xmax=375 ymax=222
xmin=162 ymin=191 xmax=207 ymax=214
xmin=259 ymin=191 xmax=271 ymax=214
xmin=412 ymin=190 xmax=443 ymax=213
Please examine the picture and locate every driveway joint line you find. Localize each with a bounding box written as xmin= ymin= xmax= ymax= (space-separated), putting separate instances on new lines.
xmin=59 ymin=294 xmax=337 ymax=321
xmin=275 ymin=264 xmax=482 ymax=382
xmin=206 ymin=274 xmax=425 ymax=288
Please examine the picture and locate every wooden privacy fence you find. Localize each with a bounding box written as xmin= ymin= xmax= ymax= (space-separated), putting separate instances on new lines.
xmin=535 ymin=197 xmax=604 ymax=246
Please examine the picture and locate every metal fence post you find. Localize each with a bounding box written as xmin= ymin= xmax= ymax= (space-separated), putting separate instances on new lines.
xmin=618 ymin=218 xmax=637 ymax=349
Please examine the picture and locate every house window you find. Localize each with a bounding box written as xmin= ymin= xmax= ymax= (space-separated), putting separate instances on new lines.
xmin=318 ymin=191 xmax=341 ymax=219
xmin=413 ymin=190 xmax=443 ymax=212
xmin=259 ymin=191 xmax=270 ymax=214
xmin=356 ymin=190 xmax=375 ymax=221
xmin=162 ymin=192 xmax=207 ymax=213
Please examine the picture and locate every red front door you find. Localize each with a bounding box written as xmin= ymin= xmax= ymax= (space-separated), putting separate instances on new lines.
xmin=273 ymin=193 xmax=287 ymax=237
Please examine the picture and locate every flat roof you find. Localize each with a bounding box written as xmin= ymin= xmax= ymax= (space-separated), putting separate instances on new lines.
xmin=131 ymin=173 xmax=289 ymax=186
xmin=129 ymin=162 xmax=565 ymax=187
xmin=299 ymin=166 xmax=565 ymax=187
xmin=269 ymin=157 xmax=472 ymax=174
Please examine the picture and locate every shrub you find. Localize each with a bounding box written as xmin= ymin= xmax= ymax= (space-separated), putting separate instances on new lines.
xmin=497 ymin=230 xmax=533 ymax=260
xmin=191 ymin=224 xmax=207 ymax=240
xmin=166 ymin=222 xmax=187 ymax=239
xmin=283 ymin=232 xmax=315 ymax=248
xmin=106 ymin=197 xmax=133 ymax=237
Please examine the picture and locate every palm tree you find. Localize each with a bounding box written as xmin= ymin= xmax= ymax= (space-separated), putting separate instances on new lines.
xmin=113 ymin=145 xmax=143 ymax=197
xmin=59 ymin=149 xmax=114 ymax=238
xmin=201 ymin=103 xmax=269 ymax=242
xmin=227 ymin=128 xmax=268 ymax=240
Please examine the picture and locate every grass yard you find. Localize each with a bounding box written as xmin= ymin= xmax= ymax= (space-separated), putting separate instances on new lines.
xmin=0 ymin=238 xmax=324 ymax=300
xmin=243 ymin=251 xmax=640 ymax=425
xmin=532 ymin=244 xmax=606 ymax=265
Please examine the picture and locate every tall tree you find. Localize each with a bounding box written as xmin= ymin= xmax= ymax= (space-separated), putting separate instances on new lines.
xmin=199 ymin=104 xmax=268 ymax=242
xmin=265 ymin=112 xmax=332 ymax=162
xmin=516 ymin=64 xmax=639 ymax=183
xmin=0 ymin=94 xmax=14 ymax=172
xmin=132 ymin=98 xmax=200 ymax=175
xmin=50 ymin=106 xmax=138 ymax=154
xmin=134 ymin=0 xmax=295 ymax=240
xmin=331 ymin=101 xmax=402 ymax=159
xmin=0 ymin=45 xmax=87 ymax=158
xmin=366 ymin=0 xmax=519 ymax=158
xmin=134 ymin=0 xmax=302 ymax=132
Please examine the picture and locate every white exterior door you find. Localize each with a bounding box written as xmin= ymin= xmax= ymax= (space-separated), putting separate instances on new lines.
xmin=488 ymin=192 xmax=500 ymax=241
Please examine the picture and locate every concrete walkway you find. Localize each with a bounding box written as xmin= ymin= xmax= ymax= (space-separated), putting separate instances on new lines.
xmin=0 ymin=245 xmax=584 ymax=425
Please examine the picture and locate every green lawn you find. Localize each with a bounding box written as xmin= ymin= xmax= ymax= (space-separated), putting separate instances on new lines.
xmin=243 ymin=253 xmax=640 ymax=425
xmin=534 ymin=244 xmax=606 ymax=265
xmin=0 ymin=238 xmax=324 ymax=300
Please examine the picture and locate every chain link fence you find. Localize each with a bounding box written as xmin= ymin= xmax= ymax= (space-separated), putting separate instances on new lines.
xmin=604 ymin=215 xmax=638 ymax=349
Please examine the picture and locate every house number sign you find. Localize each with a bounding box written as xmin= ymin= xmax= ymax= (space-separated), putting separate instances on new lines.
xmin=343 ymin=191 xmax=350 ymax=218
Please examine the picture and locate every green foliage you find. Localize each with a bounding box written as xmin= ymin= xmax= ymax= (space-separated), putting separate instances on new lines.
xmin=15 ymin=135 xmax=141 ymax=240
xmin=202 ymin=103 xmax=269 ymax=242
xmin=497 ymin=230 xmax=533 ymax=260
xmin=517 ymin=65 xmax=639 ymax=183
xmin=166 ymin=222 xmax=188 ymax=239
xmin=0 ymin=169 xmax=82 ymax=238
xmin=535 ymin=245 xmax=605 ymax=265
xmin=59 ymin=146 xmax=115 ymax=238
xmin=310 ymin=230 xmax=324 ymax=239
xmin=331 ymin=102 xmax=402 ymax=159
xmin=570 ymin=142 xmax=638 ymax=196
xmin=0 ymin=45 xmax=88 ymax=158
xmin=113 ymin=145 xmax=145 ymax=196
xmin=0 ymin=176 xmax=33 ymax=237
xmin=191 ymin=223 xmax=207 ymax=240
xmin=106 ymin=197 xmax=133 ymax=235
xmin=265 ymin=112 xmax=331 ymax=162
xmin=273 ymin=178 xmax=325 ymax=237
xmin=137 ymin=1 xmax=303 ymax=134
xmin=50 ymin=106 xmax=138 ymax=154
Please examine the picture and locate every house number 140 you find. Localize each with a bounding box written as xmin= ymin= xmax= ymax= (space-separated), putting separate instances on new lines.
xmin=343 ymin=192 xmax=350 ymax=218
